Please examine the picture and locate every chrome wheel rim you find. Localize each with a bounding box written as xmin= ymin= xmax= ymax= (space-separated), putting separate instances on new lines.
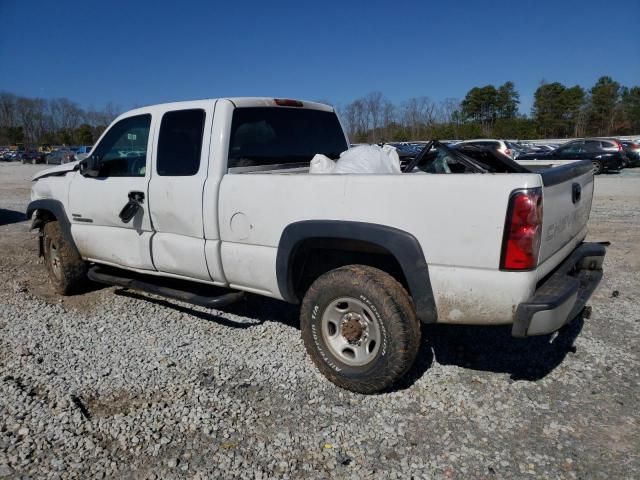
xmin=321 ymin=297 xmax=381 ymax=367
xmin=592 ymin=161 xmax=602 ymax=174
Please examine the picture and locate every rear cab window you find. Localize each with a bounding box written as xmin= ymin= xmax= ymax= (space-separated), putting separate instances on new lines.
xmin=157 ymin=109 xmax=206 ymax=176
xmin=227 ymin=107 xmax=347 ymax=171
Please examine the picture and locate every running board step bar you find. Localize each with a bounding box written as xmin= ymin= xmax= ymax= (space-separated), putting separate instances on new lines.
xmin=87 ymin=266 xmax=244 ymax=309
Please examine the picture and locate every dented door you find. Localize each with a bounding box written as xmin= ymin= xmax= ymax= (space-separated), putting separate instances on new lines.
xmin=148 ymin=103 xmax=215 ymax=281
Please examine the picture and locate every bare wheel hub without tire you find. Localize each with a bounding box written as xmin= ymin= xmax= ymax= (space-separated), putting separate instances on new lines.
xmin=321 ymin=297 xmax=381 ymax=366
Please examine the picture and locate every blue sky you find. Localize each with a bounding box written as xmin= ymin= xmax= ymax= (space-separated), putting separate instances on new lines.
xmin=1 ymin=0 xmax=638 ymax=115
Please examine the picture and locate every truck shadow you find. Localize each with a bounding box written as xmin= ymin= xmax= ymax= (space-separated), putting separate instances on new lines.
xmin=433 ymin=314 xmax=583 ymax=380
xmin=113 ymin=289 xmax=583 ymax=389
xmin=395 ymin=315 xmax=584 ymax=391
xmin=114 ymin=290 xmax=300 ymax=330
xmin=0 ymin=209 xmax=26 ymax=226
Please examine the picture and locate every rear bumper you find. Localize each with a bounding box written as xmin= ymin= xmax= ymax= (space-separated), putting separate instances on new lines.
xmin=512 ymin=242 xmax=606 ymax=337
xmin=626 ymin=153 xmax=640 ymax=167
xmin=603 ymin=158 xmax=622 ymax=170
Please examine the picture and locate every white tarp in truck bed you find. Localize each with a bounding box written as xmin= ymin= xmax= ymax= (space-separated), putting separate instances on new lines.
xmin=310 ymin=145 xmax=401 ymax=174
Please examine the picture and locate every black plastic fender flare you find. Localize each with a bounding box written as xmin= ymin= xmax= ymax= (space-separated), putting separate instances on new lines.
xmin=26 ymin=199 xmax=81 ymax=258
xmin=276 ymin=220 xmax=438 ymax=323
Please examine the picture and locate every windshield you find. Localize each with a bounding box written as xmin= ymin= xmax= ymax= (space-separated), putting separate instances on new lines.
xmin=228 ymin=107 xmax=347 ymax=169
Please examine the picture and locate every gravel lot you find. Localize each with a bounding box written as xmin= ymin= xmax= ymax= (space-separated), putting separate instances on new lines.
xmin=1 ymin=162 xmax=638 ymax=479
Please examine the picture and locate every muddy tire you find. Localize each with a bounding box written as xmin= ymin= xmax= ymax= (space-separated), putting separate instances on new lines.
xmin=43 ymin=221 xmax=87 ymax=295
xmin=300 ymin=265 xmax=420 ymax=394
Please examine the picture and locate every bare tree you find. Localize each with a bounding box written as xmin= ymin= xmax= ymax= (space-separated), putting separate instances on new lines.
xmin=0 ymin=91 xmax=120 ymax=145
xmin=0 ymin=92 xmax=18 ymax=127
xmin=49 ymin=98 xmax=83 ymax=131
xmin=381 ymin=99 xmax=396 ymax=141
xmin=400 ymin=97 xmax=436 ymax=140
xmin=343 ymin=98 xmax=368 ymax=142
xmin=437 ymin=98 xmax=460 ymax=124
xmin=364 ymin=91 xmax=385 ymax=142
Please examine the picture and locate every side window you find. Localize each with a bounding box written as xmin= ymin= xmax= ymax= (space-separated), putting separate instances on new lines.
xmin=585 ymin=140 xmax=601 ymax=152
xmin=157 ymin=109 xmax=205 ymax=176
xmin=93 ymin=114 xmax=151 ymax=177
xmin=559 ymin=142 xmax=583 ymax=154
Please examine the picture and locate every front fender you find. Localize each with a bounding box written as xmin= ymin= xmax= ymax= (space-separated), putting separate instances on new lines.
xmin=26 ymin=199 xmax=80 ymax=258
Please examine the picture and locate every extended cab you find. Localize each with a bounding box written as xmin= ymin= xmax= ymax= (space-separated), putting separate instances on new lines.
xmin=27 ymin=98 xmax=606 ymax=393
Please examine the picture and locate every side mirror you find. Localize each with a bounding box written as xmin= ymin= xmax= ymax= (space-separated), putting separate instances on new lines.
xmin=79 ymin=155 xmax=102 ymax=177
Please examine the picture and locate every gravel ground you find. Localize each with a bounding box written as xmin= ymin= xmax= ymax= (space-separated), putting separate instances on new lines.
xmin=1 ymin=162 xmax=638 ymax=479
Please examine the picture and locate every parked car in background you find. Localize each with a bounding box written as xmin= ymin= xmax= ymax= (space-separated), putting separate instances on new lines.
xmin=536 ymin=144 xmax=558 ymax=152
xmin=620 ymin=140 xmax=640 ymax=167
xmin=45 ymin=149 xmax=76 ymax=165
xmin=75 ymin=145 xmax=93 ymax=155
xmin=74 ymin=145 xmax=93 ymax=161
xmin=455 ymin=139 xmax=516 ymax=158
xmin=517 ymin=138 xmax=627 ymax=174
xmin=504 ymin=140 xmax=528 ymax=158
xmin=19 ymin=150 xmax=46 ymax=164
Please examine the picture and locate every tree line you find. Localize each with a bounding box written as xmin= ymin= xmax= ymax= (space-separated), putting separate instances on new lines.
xmin=0 ymin=92 xmax=120 ymax=146
xmin=340 ymin=76 xmax=640 ymax=142
xmin=2 ymin=75 xmax=639 ymax=147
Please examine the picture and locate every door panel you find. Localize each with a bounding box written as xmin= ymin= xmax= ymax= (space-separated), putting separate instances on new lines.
xmin=151 ymin=233 xmax=211 ymax=279
xmin=72 ymin=224 xmax=154 ymax=268
xmin=68 ymin=114 xmax=155 ymax=270
xmin=148 ymin=106 xmax=214 ymax=281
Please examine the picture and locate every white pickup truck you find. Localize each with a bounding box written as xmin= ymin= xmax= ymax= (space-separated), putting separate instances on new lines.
xmin=27 ymin=97 xmax=606 ymax=393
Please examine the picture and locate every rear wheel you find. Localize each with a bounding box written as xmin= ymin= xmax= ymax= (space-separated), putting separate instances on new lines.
xmin=592 ymin=160 xmax=603 ymax=175
xmin=300 ymin=265 xmax=420 ymax=393
xmin=43 ymin=221 xmax=87 ymax=295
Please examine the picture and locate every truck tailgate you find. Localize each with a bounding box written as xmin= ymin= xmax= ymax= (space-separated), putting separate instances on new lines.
xmin=538 ymin=160 xmax=594 ymax=266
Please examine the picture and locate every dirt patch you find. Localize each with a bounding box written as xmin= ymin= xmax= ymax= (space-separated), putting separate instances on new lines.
xmin=85 ymin=390 xmax=168 ymax=418
xmin=0 ymin=164 xmax=106 ymax=314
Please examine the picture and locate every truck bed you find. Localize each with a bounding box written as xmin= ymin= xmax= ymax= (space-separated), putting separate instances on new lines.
xmin=218 ymin=159 xmax=594 ymax=326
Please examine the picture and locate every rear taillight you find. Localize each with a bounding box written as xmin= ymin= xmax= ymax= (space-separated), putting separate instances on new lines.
xmin=504 ymin=148 xmax=512 ymax=157
xmin=500 ymin=188 xmax=543 ymax=271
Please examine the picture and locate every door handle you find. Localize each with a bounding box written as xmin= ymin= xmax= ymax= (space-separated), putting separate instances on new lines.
xmin=119 ymin=191 xmax=145 ymax=223
xmin=128 ymin=191 xmax=145 ymax=203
